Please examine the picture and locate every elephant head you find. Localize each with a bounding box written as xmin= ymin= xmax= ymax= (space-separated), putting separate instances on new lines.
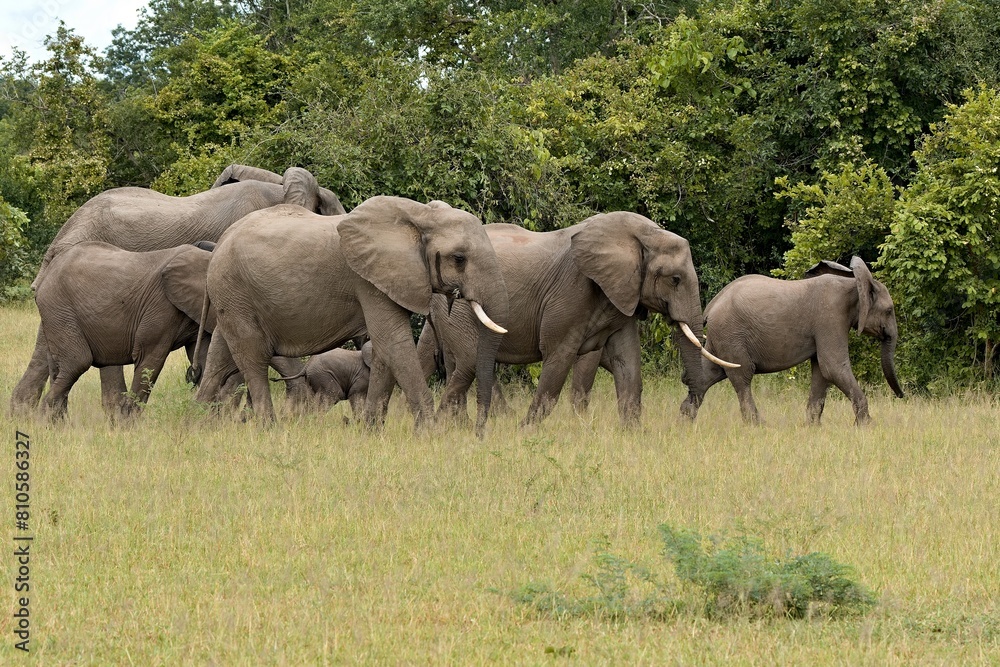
xmin=338 ymin=195 xmax=509 ymax=434
xmin=570 ymin=212 xmax=734 ymax=407
xmin=805 ymin=257 xmax=904 ymax=398
xmin=211 ymin=164 xmax=347 ymax=215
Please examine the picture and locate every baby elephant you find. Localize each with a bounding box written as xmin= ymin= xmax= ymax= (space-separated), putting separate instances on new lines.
xmin=35 ymin=242 xmax=210 ymax=419
xmin=273 ymin=343 xmax=372 ymax=417
xmin=693 ymin=257 xmax=904 ymax=424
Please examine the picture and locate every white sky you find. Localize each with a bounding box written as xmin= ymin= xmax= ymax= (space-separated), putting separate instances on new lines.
xmin=1 ymin=0 xmax=149 ymax=64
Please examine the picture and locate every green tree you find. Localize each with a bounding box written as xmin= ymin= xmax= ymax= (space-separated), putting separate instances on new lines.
xmin=0 ymin=197 xmax=30 ymax=296
xmin=775 ymin=160 xmax=896 ymax=278
xmin=138 ymin=22 xmax=295 ymax=194
xmin=0 ymin=25 xmax=111 ymax=251
xmin=880 ymin=86 xmax=1000 ymax=384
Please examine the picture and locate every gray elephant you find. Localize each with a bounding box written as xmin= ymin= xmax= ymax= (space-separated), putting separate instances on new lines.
xmin=271 ymin=343 xmax=373 ymax=417
xmin=691 ymin=256 xmax=904 ymax=424
xmin=34 ymin=242 xmax=215 ymax=419
xmin=11 ymin=165 xmax=345 ymax=414
xmin=416 ymin=212 xmax=736 ymax=426
xmin=192 ymin=196 xmax=509 ymax=433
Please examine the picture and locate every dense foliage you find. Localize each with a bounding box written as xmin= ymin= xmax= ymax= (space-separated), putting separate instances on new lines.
xmin=1 ymin=0 xmax=999 ymax=388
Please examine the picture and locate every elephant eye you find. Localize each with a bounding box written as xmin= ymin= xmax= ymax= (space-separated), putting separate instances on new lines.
xmin=453 ymin=253 xmax=466 ymax=266
xmin=671 ymin=275 xmax=682 ymax=287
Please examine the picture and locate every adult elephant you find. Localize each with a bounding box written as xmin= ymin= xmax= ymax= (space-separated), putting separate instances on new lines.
xmin=192 ymin=196 xmax=509 ymax=434
xmin=10 ymin=165 xmax=342 ymax=414
xmin=416 ymin=212 xmax=736 ymax=426
xmin=34 ymin=242 xmax=217 ymax=419
xmin=690 ymin=257 xmax=904 ymax=424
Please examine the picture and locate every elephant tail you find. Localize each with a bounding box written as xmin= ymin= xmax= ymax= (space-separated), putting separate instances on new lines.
xmin=269 ymin=370 xmax=307 ymax=383
xmin=186 ymin=290 xmax=212 ymax=385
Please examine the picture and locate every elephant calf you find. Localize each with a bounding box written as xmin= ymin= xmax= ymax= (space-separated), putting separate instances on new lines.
xmin=272 ymin=343 xmax=372 ymax=417
xmin=34 ymin=242 xmax=211 ymax=419
xmin=693 ymin=256 xmax=904 ymax=424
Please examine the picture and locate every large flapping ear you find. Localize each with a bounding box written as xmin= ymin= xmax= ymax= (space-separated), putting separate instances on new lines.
xmin=161 ymin=247 xmax=216 ymax=331
xmin=361 ymin=341 xmax=373 ymax=368
xmin=851 ymin=256 xmax=875 ymax=333
xmin=804 ymin=259 xmax=853 ymax=279
xmin=338 ymin=196 xmax=436 ymax=315
xmin=570 ymin=213 xmax=650 ymax=316
xmin=282 ymin=167 xmax=320 ymax=211
xmin=318 ymin=188 xmax=347 ymax=215
xmin=211 ymin=164 xmax=282 ymax=188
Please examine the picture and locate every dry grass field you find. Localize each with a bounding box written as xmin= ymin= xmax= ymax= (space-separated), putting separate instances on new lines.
xmin=1 ymin=301 xmax=997 ymax=664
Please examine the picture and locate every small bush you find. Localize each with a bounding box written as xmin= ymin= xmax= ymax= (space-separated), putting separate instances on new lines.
xmin=659 ymin=524 xmax=877 ymax=618
xmin=512 ymin=537 xmax=678 ymax=621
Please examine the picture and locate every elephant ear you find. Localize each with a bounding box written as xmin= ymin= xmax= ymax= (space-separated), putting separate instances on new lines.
xmin=282 ymin=167 xmax=320 ymax=212
xmin=804 ymin=259 xmax=853 ymax=279
xmin=318 ymin=188 xmax=347 ymax=215
xmin=338 ymin=196 xmax=435 ymax=315
xmin=211 ymin=164 xmax=282 ymax=188
xmin=851 ymin=256 xmax=875 ymax=333
xmin=161 ymin=247 xmax=216 ymax=331
xmin=360 ymin=341 xmax=373 ymax=368
xmin=570 ymin=214 xmax=643 ymax=316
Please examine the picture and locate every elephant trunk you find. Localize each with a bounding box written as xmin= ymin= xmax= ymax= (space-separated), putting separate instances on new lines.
xmin=673 ymin=296 xmax=708 ymax=419
xmin=472 ymin=281 xmax=509 ymax=438
xmin=881 ymin=335 xmax=904 ymax=398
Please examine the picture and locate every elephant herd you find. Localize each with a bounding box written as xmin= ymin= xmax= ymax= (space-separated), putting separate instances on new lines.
xmin=8 ymin=164 xmax=904 ymax=433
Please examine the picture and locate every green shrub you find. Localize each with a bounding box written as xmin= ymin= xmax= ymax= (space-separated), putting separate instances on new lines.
xmin=659 ymin=524 xmax=877 ymax=619
xmin=512 ymin=537 xmax=677 ymax=621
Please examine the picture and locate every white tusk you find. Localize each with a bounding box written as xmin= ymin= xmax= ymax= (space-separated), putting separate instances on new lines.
xmin=470 ymin=301 xmax=508 ymax=334
xmin=679 ymin=322 xmax=740 ymax=368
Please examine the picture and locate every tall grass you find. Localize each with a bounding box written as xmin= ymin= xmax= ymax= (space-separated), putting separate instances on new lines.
xmin=1 ymin=303 xmax=997 ymax=664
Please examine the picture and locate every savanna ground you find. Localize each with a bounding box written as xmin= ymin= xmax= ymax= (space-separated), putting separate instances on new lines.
xmin=0 ymin=301 xmax=997 ymax=665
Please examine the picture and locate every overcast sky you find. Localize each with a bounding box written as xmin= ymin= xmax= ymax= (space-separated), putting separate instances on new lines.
xmin=1 ymin=0 xmax=149 ymax=64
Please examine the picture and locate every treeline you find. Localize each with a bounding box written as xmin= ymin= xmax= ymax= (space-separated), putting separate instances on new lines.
xmin=2 ymin=0 xmax=1000 ymax=390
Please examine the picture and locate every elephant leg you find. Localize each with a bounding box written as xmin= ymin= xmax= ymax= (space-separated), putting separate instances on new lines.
xmin=229 ymin=345 xmax=275 ymax=423
xmin=438 ymin=347 xmax=471 ymax=418
xmin=415 ymin=319 xmax=440 ymax=382
xmin=437 ymin=367 xmax=474 ymax=426
xmin=806 ymin=358 xmax=830 ymax=424
xmin=347 ymin=391 xmax=365 ymax=420
xmin=220 ymin=373 xmax=248 ymax=410
xmin=523 ymin=351 xmax=576 ymax=425
xmin=604 ymin=324 xmax=643 ymax=426
xmin=571 ymin=350 xmax=602 ymax=414
xmin=361 ymin=296 xmax=433 ymax=429
xmin=726 ymin=366 xmax=761 ymax=424
xmin=196 ymin=334 xmax=242 ymax=409
xmin=363 ymin=352 xmax=396 ymax=428
xmin=42 ymin=361 xmax=90 ymax=421
xmin=125 ymin=347 xmax=172 ymax=416
xmin=270 ymin=356 xmax=310 ymax=406
xmin=10 ymin=325 xmax=51 ymax=414
xmin=817 ymin=349 xmax=869 ymax=425
xmin=99 ymin=366 xmax=129 ymax=419
xmin=490 ymin=381 xmax=511 ymax=416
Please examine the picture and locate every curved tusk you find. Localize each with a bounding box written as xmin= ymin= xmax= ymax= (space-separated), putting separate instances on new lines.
xmin=470 ymin=301 xmax=508 ymax=334
xmin=679 ymin=322 xmax=741 ymax=368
